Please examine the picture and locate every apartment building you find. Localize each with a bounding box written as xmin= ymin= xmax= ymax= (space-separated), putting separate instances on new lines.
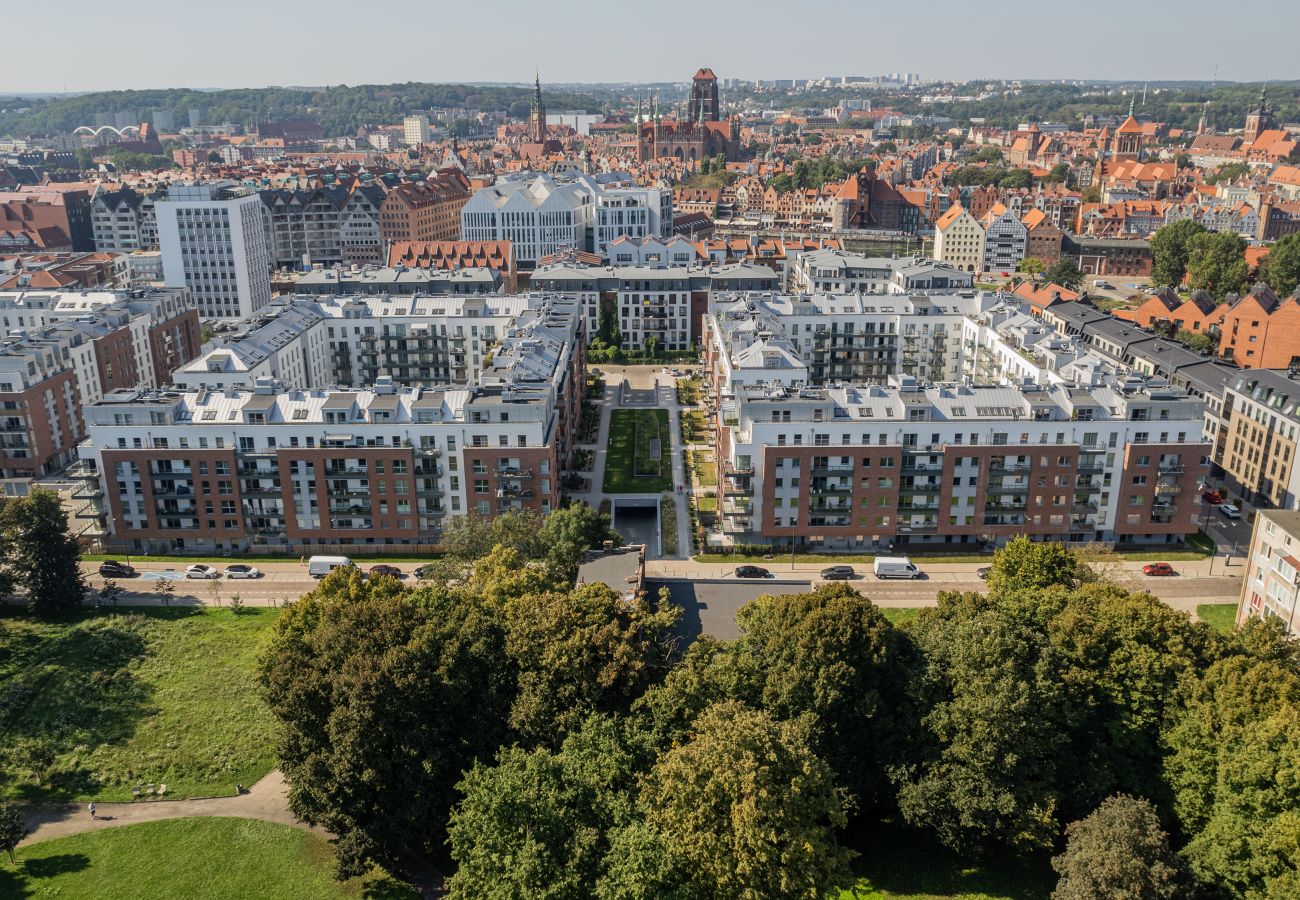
xmin=157 ymin=182 xmax=272 ymax=320
xmin=593 ymin=187 xmax=672 ymax=258
xmin=1237 ymin=509 xmax=1300 ymax=637
xmin=932 ymin=205 xmax=986 ymax=273
xmin=258 ymin=186 xmax=350 ymax=269
xmin=387 ymin=240 xmax=517 ymax=293
xmin=710 ymin=375 xmax=1208 ymax=550
xmin=292 ymin=266 xmax=504 ymax=296
xmin=0 ymin=333 xmax=86 ymax=482
xmin=379 ymin=174 xmax=470 ymax=245
xmin=787 ymin=249 xmax=974 ymax=294
xmin=0 ymin=187 xmax=94 ymax=252
xmin=173 ymin=293 xmax=535 ymax=391
xmin=530 ymin=261 xmax=779 ymax=350
xmin=90 ymin=186 xmax=161 ymax=253
xmin=403 ymin=114 xmax=432 ymax=147
xmin=982 ymin=204 xmax=1029 ymax=273
xmin=461 ymin=174 xmax=596 ymax=266
xmin=76 ymin=297 xmax=586 ymax=553
xmin=339 ymin=184 xmax=386 ymax=266
xmin=1219 ymin=369 xmax=1300 ymax=509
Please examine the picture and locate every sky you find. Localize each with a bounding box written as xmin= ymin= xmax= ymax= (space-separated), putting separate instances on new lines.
xmin=7 ymin=0 xmax=1298 ymax=94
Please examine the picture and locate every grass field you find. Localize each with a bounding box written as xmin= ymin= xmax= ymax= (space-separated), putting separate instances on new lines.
xmin=688 ymin=449 xmax=717 ymax=488
xmin=3 ymin=817 xmax=415 ymax=900
xmin=880 ymin=608 xmax=922 ymax=627
xmin=839 ymin=824 xmax=1052 ymax=899
xmin=0 ymin=607 xmax=280 ymax=802
xmin=604 ymin=409 xmax=673 ymax=493
xmin=1197 ymin=603 xmax=1238 ymax=635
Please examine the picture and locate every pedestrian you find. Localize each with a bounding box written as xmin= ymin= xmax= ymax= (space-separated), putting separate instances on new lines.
xmin=299 ymin=555 xmax=305 ymax=566
xmin=88 ymin=802 xmax=97 ymax=820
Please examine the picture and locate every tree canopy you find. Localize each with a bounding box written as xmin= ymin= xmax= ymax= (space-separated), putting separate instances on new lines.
xmin=1261 ymin=233 xmax=1300 ymax=298
xmin=0 ymin=489 xmax=87 ymax=616
xmin=1051 ymin=795 xmax=1181 ymax=900
xmin=1150 ymin=219 xmax=1209 ymax=287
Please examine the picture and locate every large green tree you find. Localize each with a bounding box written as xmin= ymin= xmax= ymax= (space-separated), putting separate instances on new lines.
xmin=1163 ymin=655 xmax=1300 ymax=898
xmin=1185 ymin=230 xmax=1249 ymax=301
xmin=258 ymin=570 xmax=512 ymax=878
xmin=637 ymin=701 xmax=853 ymax=899
xmin=504 ymin=583 xmax=680 ymax=746
xmin=894 ymin=592 xmax=1068 ymax=854
xmin=539 ymin=501 xmax=620 ymax=579
xmin=0 ymin=801 xmax=23 ymax=863
xmin=1150 ymin=219 xmax=1208 ymax=287
xmin=1261 ymin=233 xmax=1300 ymax=299
xmin=1051 ymin=795 xmax=1181 ymax=900
xmin=1046 ymin=257 xmax=1083 ymax=290
xmin=984 ymin=535 xmax=1079 ymax=597
xmin=446 ymin=715 xmax=654 ymax=899
xmin=0 ymin=489 xmax=87 ymax=615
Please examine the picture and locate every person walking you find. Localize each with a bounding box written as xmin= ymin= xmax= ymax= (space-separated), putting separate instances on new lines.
xmin=88 ymin=802 xmax=97 ymax=820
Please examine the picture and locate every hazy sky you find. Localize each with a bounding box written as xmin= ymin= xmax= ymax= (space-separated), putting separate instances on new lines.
xmin=7 ymin=0 xmax=1297 ymax=93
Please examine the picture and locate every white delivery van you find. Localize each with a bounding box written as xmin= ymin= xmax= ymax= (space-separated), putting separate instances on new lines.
xmin=873 ymin=556 xmax=920 ymax=579
xmin=308 ymin=555 xmax=354 ymax=578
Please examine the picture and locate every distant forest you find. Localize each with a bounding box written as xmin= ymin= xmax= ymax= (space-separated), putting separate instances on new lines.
xmin=0 ymin=83 xmax=607 ymax=137
xmin=889 ymin=82 xmax=1300 ymax=132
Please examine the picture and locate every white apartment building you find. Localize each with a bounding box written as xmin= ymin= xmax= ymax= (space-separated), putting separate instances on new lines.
xmin=157 ymin=182 xmax=272 ymax=320
xmin=788 ymin=249 xmax=975 ymax=294
xmin=933 ymin=205 xmax=986 ymax=273
xmin=460 ymin=175 xmax=596 ymax=265
xmin=91 ymin=186 xmax=160 ymax=253
xmin=594 ymin=188 xmax=672 ymax=258
xmin=1238 ymin=509 xmax=1300 ymax=638
xmin=606 ymin=235 xmax=700 ymax=267
xmin=403 ymin=114 xmax=432 ymax=147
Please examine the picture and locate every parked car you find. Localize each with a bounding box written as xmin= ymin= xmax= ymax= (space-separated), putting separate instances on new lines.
xmin=414 ymin=564 xmax=438 ymax=580
xmin=185 ymin=564 xmax=221 ymax=579
xmin=1202 ymin=489 xmax=1223 ymax=505
xmin=735 ymin=565 xmax=772 ymax=579
xmin=977 ymin=566 xmax=992 ymax=580
xmin=1219 ymin=503 xmax=1242 ymax=519
xmin=224 ymin=564 xmax=262 ymax=579
xmin=98 ymin=560 xmax=136 ymax=578
xmin=369 ymin=564 xmax=403 ymax=579
xmin=1142 ymin=562 xmax=1176 ymax=577
xmin=820 ymin=565 xmax=856 ymax=581
xmin=873 ymin=556 xmax=920 ymax=579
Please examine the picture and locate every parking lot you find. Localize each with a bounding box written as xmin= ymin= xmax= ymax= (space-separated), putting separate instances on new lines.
xmin=648 ymin=577 xmax=812 ymax=644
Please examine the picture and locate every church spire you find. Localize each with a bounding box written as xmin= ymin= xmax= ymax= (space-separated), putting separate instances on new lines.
xmin=530 ymin=68 xmax=547 ymax=143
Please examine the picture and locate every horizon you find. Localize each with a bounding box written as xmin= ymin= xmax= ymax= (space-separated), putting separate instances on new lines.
xmin=5 ymin=0 xmax=1297 ymax=94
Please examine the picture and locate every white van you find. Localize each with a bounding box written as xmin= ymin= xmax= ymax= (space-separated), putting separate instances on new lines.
xmin=873 ymin=556 xmax=920 ymax=579
xmin=308 ymin=555 xmax=354 ymax=579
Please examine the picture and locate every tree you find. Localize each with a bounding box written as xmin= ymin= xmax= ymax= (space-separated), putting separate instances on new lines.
xmin=0 ymin=489 xmax=87 ymax=616
xmin=1150 ymin=219 xmax=1208 ymax=287
xmin=1080 ymin=185 xmax=1102 ymax=203
xmin=259 ymin=572 xmax=512 ymax=878
xmin=985 ymin=535 xmax=1079 ymax=597
xmin=538 ymin=501 xmax=619 ymax=578
xmin=1018 ymin=257 xmax=1046 ymax=280
xmin=1175 ymin=328 xmax=1214 ymax=353
xmin=1261 ymin=233 xmax=1300 ymax=298
xmin=504 ymin=583 xmax=680 ymax=746
xmin=1046 ymin=257 xmax=1083 ymax=290
xmin=0 ymin=801 xmax=23 ymax=863
xmin=1044 ymin=162 xmax=1070 ymax=183
xmin=1051 ymin=795 xmax=1180 ymax=900
xmin=637 ymin=701 xmax=853 ymax=899
xmin=446 ymin=715 xmax=653 ymax=898
xmin=99 ymin=579 xmax=122 ymax=610
xmin=895 ymin=592 xmax=1068 ymax=854
xmin=1163 ymin=655 xmax=1300 ymax=897
xmin=1186 ymin=231 xmax=1249 ymax=301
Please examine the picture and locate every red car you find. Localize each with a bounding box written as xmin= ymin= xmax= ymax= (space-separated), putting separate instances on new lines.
xmin=1202 ymin=489 xmax=1223 ymax=505
xmin=1143 ymin=562 xmax=1176 ymax=577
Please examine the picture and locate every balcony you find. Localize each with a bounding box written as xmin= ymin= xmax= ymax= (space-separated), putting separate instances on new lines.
xmin=988 ymin=463 xmax=1030 ymax=475
xmin=1154 ymin=484 xmax=1181 ymax=496
xmin=721 ymin=514 xmax=752 ymax=533
xmin=982 ymin=514 xmax=1027 ymax=526
xmin=809 ymin=464 xmax=856 ymax=476
xmin=900 ymin=463 xmax=943 ymax=475
xmin=898 ymin=522 xmax=939 ymax=534
xmin=985 ymin=481 xmax=1029 ymax=494
xmin=810 ymin=481 xmax=853 ymax=495
xmin=329 ymin=503 xmax=371 ymax=515
xmin=1157 ymin=463 xmax=1184 ymax=475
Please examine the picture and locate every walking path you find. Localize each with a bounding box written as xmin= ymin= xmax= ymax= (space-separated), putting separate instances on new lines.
xmin=17 ymin=770 xmax=318 ymax=846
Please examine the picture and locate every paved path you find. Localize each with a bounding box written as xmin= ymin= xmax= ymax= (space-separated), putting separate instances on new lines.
xmin=17 ymin=770 xmax=318 ymax=846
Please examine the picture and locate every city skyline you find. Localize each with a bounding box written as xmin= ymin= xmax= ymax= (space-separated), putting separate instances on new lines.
xmin=5 ymin=0 xmax=1297 ymax=94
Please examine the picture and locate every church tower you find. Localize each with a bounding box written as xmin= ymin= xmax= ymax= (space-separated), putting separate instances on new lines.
xmin=1244 ymin=86 xmax=1274 ymax=142
xmin=529 ymin=70 xmax=547 ymax=143
xmin=688 ymin=68 xmax=720 ymax=123
xmin=1113 ymin=97 xmax=1142 ymax=160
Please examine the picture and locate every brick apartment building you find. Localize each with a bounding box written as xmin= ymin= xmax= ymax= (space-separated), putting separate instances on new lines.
xmin=379 ymin=172 xmax=471 ymax=245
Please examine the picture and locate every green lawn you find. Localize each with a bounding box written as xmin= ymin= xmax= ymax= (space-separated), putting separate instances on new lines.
xmin=1197 ymin=603 xmax=1238 ymax=635
xmin=880 ymin=608 xmax=922 ymax=627
xmin=688 ymin=449 xmax=717 ymax=488
xmin=0 ymin=607 xmax=280 ymax=802
xmin=3 ymin=817 xmax=415 ymax=900
xmin=604 ymin=409 xmax=673 ymax=493
xmin=839 ymin=824 xmax=1052 ymax=899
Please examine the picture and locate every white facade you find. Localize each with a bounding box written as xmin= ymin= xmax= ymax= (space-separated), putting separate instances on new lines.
xmin=933 ymin=207 xmax=986 ymax=273
xmin=403 ymin=114 xmax=431 ymax=147
xmin=157 ymin=182 xmax=272 ymax=320
xmin=461 ymin=175 xmax=595 ymax=265
xmin=594 ymin=188 xmax=671 ymax=258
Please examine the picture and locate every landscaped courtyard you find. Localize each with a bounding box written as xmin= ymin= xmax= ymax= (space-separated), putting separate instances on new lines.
xmin=603 ymin=408 xmax=673 ymax=493
xmin=0 ymin=607 xmax=280 ymax=802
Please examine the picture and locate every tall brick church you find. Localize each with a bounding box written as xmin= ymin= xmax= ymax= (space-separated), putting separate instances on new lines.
xmin=637 ymin=68 xmax=742 ymax=164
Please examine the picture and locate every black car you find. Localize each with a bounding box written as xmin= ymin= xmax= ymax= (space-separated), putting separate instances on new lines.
xmin=735 ymin=565 xmax=771 ymax=579
xmin=820 ymin=565 xmax=855 ymax=580
xmin=98 ymin=560 xmax=137 ymax=578
xmin=414 ymin=564 xmax=438 ymax=580
xmin=369 ymin=564 xmax=403 ymax=579
xmin=977 ymin=566 xmax=992 ymax=580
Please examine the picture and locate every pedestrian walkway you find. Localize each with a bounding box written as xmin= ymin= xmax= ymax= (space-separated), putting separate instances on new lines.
xmin=18 ymin=770 xmax=317 ymax=846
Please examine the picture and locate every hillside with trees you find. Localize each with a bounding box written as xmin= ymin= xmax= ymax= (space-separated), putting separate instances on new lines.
xmin=0 ymin=83 xmax=605 ymax=137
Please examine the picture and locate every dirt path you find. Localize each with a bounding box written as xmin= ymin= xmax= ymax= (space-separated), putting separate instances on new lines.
xmin=17 ymin=769 xmax=321 ymax=846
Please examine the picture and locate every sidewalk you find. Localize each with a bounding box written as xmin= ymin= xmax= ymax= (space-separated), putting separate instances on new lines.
xmin=18 ymin=770 xmax=319 ymax=846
